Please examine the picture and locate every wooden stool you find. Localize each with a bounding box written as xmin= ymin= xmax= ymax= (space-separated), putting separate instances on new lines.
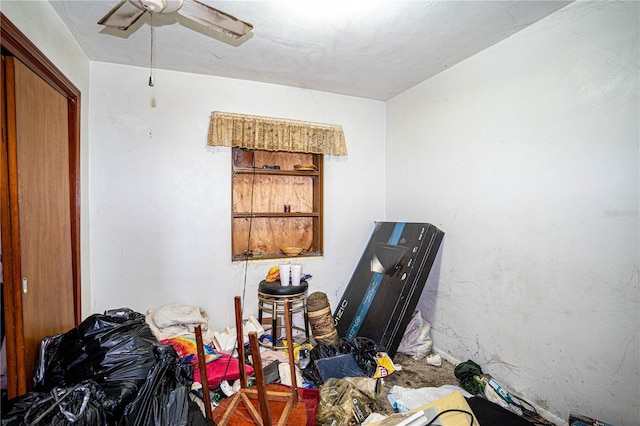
xmin=258 ymin=280 xmax=310 ymax=349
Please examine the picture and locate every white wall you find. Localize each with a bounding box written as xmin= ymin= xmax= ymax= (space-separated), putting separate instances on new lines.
xmin=386 ymin=2 xmax=639 ymax=425
xmin=0 ymin=1 xmax=92 ymax=316
xmin=88 ymin=62 xmax=386 ymax=330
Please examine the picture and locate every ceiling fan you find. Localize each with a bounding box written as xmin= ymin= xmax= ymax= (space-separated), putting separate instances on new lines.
xmin=98 ymin=0 xmax=253 ymax=39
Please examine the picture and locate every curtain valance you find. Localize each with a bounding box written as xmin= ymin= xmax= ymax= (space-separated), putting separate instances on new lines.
xmin=207 ymin=111 xmax=347 ymax=155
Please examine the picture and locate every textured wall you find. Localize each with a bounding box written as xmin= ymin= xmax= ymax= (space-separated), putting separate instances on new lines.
xmin=385 ymin=2 xmax=639 ymax=424
xmin=88 ymin=62 xmax=386 ymax=332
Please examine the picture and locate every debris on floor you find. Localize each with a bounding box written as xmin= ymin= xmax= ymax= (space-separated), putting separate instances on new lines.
xmin=1 ymin=300 xmax=570 ymax=426
xmin=316 ymin=377 xmax=381 ymax=426
xmin=386 ymin=384 xmax=472 ymax=413
xmin=455 ymin=359 xmax=556 ymax=426
xmin=0 ymin=236 xmax=575 ymax=426
xmin=1 ymin=221 xmax=607 ymax=425
xmin=364 ymin=389 xmax=480 ymax=426
xmin=396 ymin=310 xmax=433 ymax=361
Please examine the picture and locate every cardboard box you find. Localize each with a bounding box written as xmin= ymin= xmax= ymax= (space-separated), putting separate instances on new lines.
xmin=365 ymin=391 xmax=480 ymax=426
xmin=333 ymin=222 xmax=444 ymax=357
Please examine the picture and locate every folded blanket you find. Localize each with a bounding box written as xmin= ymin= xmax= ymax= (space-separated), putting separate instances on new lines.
xmin=146 ymin=303 xmax=216 ymax=343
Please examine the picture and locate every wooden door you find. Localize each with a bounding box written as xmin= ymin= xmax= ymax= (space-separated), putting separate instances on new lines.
xmin=12 ymin=56 xmax=76 ymax=389
xmin=1 ymin=14 xmax=81 ymax=397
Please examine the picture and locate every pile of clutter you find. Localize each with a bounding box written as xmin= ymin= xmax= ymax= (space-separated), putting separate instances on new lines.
xmin=0 ymin=268 xmax=436 ymax=426
xmin=1 ymin=263 xmax=605 ymax=426
xmin=0 ymin=298 xmax=514 ymax=426
xmin=1 ymin=308 xmax=203 ymax=425
xmin=0 ymin=303 xmax=599 ymax=426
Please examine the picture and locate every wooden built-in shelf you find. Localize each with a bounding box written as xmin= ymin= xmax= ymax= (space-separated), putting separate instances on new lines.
xmin=231 ymin=148 xmax=323 ymax=261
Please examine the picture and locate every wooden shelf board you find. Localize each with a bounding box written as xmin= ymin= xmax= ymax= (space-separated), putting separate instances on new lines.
xmin=234 ymin=168 xmax=319 ymax=177
xmin=233 ymin=212 xmax=319 ymax=218
xmin=232 ymin=251 xmax=323 ymax=262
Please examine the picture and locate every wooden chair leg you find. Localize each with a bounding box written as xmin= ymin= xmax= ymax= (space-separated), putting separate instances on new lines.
xmin=194 ymin=325 xmax=213 ymax=420
xmin=249 ymin=331 xmax=273 ymax=426
xmin=234 ymin=296 xmax=247 ymax=388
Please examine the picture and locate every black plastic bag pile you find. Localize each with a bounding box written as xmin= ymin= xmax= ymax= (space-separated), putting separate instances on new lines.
xmin=302 ymin=337 xmax=379 ymax=386
xmin=2 ymin=308 xmax=193 ymax=426
xmin=3 ymin=380 xmax=108 ymax=425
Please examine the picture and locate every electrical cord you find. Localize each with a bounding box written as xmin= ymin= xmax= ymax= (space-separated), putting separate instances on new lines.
xmin=241 ymin=157 xmax=257 ymax=311
xmin=215 ymin=152 xmax=257 ymax=394
xmin=425 ymin=408 xmax=474 ymax=426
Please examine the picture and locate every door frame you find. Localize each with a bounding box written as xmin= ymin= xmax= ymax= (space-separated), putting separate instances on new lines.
xmin=0 ymin=13 xmax=81 ymax=397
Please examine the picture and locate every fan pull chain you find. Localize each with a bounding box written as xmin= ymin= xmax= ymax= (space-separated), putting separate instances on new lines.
xmin=149 ymin=14 xmax=156 ymax=108
xmin=149 ymin=15 xmax=154 ymax=87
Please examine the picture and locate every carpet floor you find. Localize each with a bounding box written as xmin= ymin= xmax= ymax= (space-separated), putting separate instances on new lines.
xmin=376 ymin=353 xmax=460 ymax=416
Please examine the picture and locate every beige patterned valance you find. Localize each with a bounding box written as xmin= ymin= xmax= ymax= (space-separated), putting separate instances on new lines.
xmin=207 ymin=111 xmax=347 ymax=155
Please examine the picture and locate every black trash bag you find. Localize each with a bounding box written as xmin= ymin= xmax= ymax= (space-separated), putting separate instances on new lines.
xmin=34 ymin=308 xmax=157 ymax=386
xmin=33 ymin=308 xmax=158 ymax=420
xmin=32 ymin=334 xmax=65 ymax=390
xmin=337 ymin=337 xmax=378 ymax=376
xmin=119 ymin=344 xmax=192 ymax=426
xmin=302 ymin=337 xmax=379 ymax=386
xmin=186 ymin=400 xmax=215 ymax=426
xmin=1 ymin=379 xmax=108 ymax=426
xmin=2 ymin=391 xmax=45 ymax=425
xmin=31 ymin=307 xmax=192 ymax=425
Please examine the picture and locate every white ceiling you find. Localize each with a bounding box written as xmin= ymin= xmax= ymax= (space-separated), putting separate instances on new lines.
xmin=49 ymin=0 xmax=572 ymax=100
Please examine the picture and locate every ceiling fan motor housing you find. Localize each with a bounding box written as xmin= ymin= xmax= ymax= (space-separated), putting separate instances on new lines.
xmin=135 ymin=0 xmax=184 ymax=14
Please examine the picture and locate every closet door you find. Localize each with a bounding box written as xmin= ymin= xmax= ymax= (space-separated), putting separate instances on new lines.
xmin=5 ymin=56 xmax=75 ymax=393
xmin=1 ymin=15 xmax=81 ymax=397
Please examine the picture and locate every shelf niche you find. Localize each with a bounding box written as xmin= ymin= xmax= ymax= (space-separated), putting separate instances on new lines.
xmin=232 ymin=148 xmax=323 ymax=261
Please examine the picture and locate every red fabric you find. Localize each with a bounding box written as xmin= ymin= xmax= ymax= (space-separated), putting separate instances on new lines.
xmin=193 ymin=353 xmax=254 ymax=389
xmin=298 ymin=387 xmax=320 ymax=426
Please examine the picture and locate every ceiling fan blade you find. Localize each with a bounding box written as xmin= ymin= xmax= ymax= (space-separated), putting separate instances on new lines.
xmin=98 ymin=0 xmax=147 ymax=31
xmin=177 ymin=0 xmax=253 ymax=39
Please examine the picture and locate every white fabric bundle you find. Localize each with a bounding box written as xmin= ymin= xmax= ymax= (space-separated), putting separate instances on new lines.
xmin=145 ymin=303 xmax=216 ymax=343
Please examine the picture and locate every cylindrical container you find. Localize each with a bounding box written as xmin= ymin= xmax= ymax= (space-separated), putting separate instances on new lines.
xmin=307 ymin=292 xmax=340 ymax=345
xmin=279 ymin=264 xmax=291 ymax=286
xmin=291 ymin=264 xmax=302 ymax=286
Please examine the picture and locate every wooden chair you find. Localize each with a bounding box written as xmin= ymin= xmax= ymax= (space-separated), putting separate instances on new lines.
xmin=194 ymin=324 xmax=214 ymax=420
xmin=211 ymin=297 xmax=307 ymax=425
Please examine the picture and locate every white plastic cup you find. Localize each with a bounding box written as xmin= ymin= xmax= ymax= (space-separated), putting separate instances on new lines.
xmin=291 ymin=264 xmax=302 ymax=286
xmin=279 ymin=264 xmax=291 ymax=286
